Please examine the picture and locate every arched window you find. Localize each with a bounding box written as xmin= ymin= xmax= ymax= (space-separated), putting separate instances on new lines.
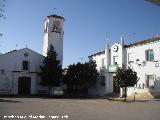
xmin=52 ymin=21 xmax=61 ymax=32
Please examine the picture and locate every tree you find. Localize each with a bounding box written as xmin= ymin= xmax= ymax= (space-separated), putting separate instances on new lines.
xmin=40 ymin=45 xmax=62 ymax=92
xmin=63 ymin=61 xmax=99 ymax=95
xmin=0 ymin=0 xmax=5 ymax=19
xmin=63 ymin=63 xmax=77 ymax=93
xmin=0 ymin=0 xmax=5 ymax=37
xmin=79 ymin=61 xmax=99 ymax=90
xmin=114 ymin=67 xmax=139 ymax=101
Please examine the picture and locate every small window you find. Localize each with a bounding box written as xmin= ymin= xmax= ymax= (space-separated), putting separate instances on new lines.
xmin=146 ymin=75 xmax=154 ymax=88
xmin=54 ymin=21 xmax=60 ymax=28
xmin=128 ymin=53 xmax=135 ymax=64
xmin=113 ymin=56 xmax=118 ymax=65
xmin=24 ymin=53 xmax=28 ymax=57
xmin=23 ymin=61 xmax=29 ymax=70
xmin=146 ymin=49 xmax=154 ymax=61
xmin=52 ymin=25 xmax=57 ymax=32
xmin=52 ymin=21 xmax=60 ymax=33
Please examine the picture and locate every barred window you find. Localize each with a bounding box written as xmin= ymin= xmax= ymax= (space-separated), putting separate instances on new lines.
xmin=146 ymin=49 xmax=154 ymax=61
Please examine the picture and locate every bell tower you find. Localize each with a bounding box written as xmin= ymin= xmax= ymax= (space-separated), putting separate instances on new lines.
xmin=43 ymin=14 xmax=65 ymax=65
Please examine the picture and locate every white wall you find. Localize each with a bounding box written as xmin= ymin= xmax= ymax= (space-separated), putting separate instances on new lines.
xmin=88 ymin=48 xmax=112 ymax=96
xmin=0 ymin=48 xmax=44 ymax=94
xmin=43 ymin=17 xmax=64 ymax=65
xmin=126 ymin=40 xmax=160 ymax=96
xmin=88 ymin=38 xmax=160 ymax=97
xmin=110 ymin=43 xmax=124 ymax=67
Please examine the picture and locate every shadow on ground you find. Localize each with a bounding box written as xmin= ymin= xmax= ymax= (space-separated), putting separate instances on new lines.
xmin=107 ymin=98 xmax=149 ymax=103
xmin=0 ymin=94 xmax=160 ymax=103
xmin=0 ymin=99 xmax=22 ymax=103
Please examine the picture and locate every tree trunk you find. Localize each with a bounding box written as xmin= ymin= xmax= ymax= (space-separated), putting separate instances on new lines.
xmin=124 ymin=87 xmax=127 ymax=101
xmin=48 ymin=86 xmax=52 ymax=96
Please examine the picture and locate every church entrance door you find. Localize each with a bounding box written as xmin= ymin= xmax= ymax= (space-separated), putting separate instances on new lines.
xmin=18 ymin=77 xmax=31 ymax=95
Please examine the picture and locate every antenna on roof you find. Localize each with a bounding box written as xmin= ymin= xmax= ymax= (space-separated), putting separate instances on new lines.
xmin=24 ymin=40 xmax=28 ymax=48
xmin=120 ymin=33 xmax=124 ymax=44
xmin=53 ymin=8 xmax=56 ymax=15
xmin=15 ymin=44 xmax=18 ymax=50
xmin=105 ymin=33 xmax=109 ymax=48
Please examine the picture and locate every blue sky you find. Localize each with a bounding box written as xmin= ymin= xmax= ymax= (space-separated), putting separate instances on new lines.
xmin=0 ymin=0 xmax=160 ymax=68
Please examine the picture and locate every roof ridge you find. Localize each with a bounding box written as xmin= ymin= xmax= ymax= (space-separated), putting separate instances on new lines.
xmin=88 ymin=37 xmax=160 ymax=57
xmin=47 ymin=14 xmax=65 ymax=20
xmin=0 ymin=48 xmax=43 ymax=57
xmin=125 ymin=37 xmax=160 ymax=48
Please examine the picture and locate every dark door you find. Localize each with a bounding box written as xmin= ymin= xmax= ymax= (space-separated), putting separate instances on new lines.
xmin=18 ymin=77 xmax=31 ymax=95
xmin=113 ymin=76 xmax=120 ymax=93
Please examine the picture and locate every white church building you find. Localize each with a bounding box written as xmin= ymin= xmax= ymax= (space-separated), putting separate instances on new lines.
xmin=0 ymin=14 xmax=64 ymax=95
xmin=88 ymin=36 xmax=160 ymax=97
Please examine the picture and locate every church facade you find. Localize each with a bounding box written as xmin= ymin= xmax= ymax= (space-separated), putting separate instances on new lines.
xmin=0 ymin=14 xmax=64 ymax=95
xmin=88 ymin=36 xmax=160 ymax=97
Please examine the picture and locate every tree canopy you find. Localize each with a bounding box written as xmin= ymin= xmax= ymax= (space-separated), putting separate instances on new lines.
xmin=63 ymin=61 xmax=99 ymax=94
xmin=40 ymin=45 xmax=62 ymax=89
xmin=114 ymin=67 xmax=139 ymax=101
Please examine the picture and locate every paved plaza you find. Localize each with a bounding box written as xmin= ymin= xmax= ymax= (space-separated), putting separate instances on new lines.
xmin=0 ymin=97 xmax=160 ymax=120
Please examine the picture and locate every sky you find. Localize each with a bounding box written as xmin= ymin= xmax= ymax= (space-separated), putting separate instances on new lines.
xmin=0 ymin=0 xmax=160 ymax=68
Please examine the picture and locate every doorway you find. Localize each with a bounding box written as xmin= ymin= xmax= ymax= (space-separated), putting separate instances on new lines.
xmin=18 ymin=77 xmax=31 ymax=95
xmin=113 ymin=76 xmax=120 ymax=93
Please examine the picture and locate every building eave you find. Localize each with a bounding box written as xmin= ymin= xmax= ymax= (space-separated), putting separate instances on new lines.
xmin=88 ymin=50 xmax=105 ymax=58
xmin=0 ymin=48 xmax=43 ymax=57
xmin=125 ymin=37 xmax=160 ymax=48
xmin=46 ymin=14 xmax=65 ymax=21
xmin=88 ymin=37 xmax=160 ymax=57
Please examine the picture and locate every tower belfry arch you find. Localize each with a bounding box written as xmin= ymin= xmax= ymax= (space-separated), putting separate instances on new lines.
xmin=43 ymin=14 xmax=65 ymax=65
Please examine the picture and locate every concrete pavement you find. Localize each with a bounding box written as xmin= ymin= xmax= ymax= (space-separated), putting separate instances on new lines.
xmin=0 ymin=97 xmax=160 ymax=120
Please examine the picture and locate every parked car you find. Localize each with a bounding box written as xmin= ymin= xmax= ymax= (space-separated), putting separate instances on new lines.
xmin=50 ymin=87 xmax=63 ymax=96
